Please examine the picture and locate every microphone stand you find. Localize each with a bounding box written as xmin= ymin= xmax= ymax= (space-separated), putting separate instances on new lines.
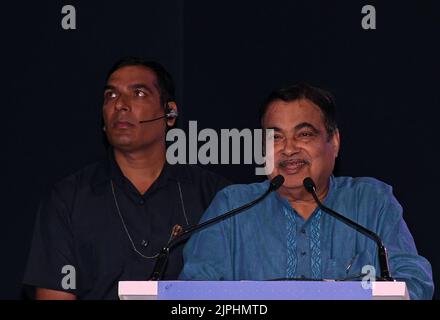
xmin=303 ymin=177 xmax=393 ymax=281
xmin=149 ymin=175 xmax=285 ymax=280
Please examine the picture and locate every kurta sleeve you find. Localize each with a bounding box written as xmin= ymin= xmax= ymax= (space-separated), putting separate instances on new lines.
xmin=377 ymin=188 xmax=434 ymax=300
xmin=179 ymin=188 xmax=234 ymax=280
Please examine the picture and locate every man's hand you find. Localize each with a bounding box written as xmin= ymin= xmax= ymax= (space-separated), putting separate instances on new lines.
xmin=35 ymin=288 xmax=76 ymax=300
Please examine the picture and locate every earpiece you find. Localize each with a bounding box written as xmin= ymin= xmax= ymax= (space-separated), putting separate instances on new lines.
xmin=137 ymin=103 xmax=178 ymax=125
xmin=165 ymin=105 xmax=178 ymax=119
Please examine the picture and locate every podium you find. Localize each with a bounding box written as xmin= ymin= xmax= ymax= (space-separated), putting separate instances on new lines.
xmin=118 ymin=280 xmax=409 ymax=300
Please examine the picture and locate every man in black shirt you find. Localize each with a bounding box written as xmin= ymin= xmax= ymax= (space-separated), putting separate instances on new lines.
xmin=23 ymin=57 xmax=230 ymax=299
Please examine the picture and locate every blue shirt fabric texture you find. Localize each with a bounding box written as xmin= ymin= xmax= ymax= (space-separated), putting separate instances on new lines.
xmin=179 ymin=176 xmax=434 ymax=300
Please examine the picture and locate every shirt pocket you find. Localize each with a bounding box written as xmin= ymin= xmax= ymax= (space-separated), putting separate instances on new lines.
xmin=322 ymin=250 xmax=374 ymax=280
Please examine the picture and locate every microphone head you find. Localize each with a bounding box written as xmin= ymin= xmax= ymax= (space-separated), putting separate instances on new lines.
xmin=269 ymin=175 xmax=285 ymax=191
xmin=303 ymin=177 xmax=316 ymax=193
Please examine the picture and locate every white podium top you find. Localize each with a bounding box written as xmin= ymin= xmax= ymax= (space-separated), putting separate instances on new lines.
xmin=118 ymin=280 xmax=409 ymax=300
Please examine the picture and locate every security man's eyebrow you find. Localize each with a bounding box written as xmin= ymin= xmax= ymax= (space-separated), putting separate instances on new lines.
xmin=102 ymin=84 xmax=155 ymax=95
xmin=103 ymin=85 xmax=115 ymax=92
xmin=128 ymin=84 xmax=154 ymax=94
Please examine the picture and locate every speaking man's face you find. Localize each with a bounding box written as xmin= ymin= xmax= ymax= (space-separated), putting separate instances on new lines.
xmin=102 ymin=65 xmax=175 ymax=152
xmin=263 ymin=98 xmax=339 ymax=193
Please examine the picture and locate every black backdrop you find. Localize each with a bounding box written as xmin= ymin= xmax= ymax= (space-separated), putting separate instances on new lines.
xmin=2 ymin=0 xmax=439 ymax=299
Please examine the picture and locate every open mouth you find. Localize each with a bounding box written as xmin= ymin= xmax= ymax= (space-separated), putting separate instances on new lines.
xmin=279 ymin=159 xmax=309 ymax=174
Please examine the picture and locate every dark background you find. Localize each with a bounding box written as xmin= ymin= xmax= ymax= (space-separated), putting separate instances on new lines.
xmin=1 ymin=0 xmax=439 ymax=299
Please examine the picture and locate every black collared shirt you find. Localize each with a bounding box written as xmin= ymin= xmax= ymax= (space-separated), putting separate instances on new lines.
xmin=23 ymin=150 xmax=230 ymax=299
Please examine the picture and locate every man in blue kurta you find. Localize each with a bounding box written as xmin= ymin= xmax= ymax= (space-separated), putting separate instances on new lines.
xmin=179 ymin=83 xmax=434 ymax=300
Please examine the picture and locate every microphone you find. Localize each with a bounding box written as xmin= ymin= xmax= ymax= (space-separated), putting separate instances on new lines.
xmin=139 ymin=114 xmax=168 ymax=123
xmin=149 ymin=175 xmax=285 ymax=280
xmin=139 ymin=109 xmax=178 ymax=124
xmin=303 ymin=177 xmax=393 ymax=281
